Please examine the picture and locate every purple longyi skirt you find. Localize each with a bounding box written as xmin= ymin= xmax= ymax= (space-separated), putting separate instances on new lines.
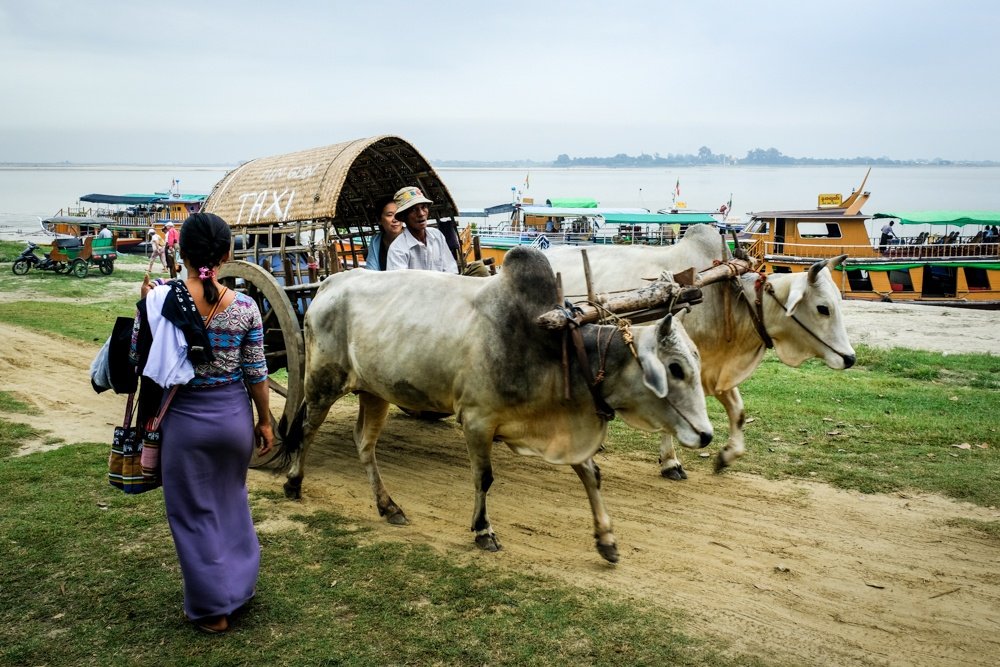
xmin=160 ymin=381 xmax=259 ymax=621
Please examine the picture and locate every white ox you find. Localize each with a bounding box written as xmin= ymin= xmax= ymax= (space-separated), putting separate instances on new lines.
xmin=280 ymin=247 xmax=713 ymax=563
xmin=545 ymin=224 xmax=855 ymax=479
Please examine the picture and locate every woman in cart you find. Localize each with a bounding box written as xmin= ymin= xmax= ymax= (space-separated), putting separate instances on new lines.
xmin=133 ymin=212 xmax=273 ymax=634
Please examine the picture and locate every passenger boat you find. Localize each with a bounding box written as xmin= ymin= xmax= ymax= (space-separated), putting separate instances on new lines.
xmin=41 ymin=190 xmax=206 ymax=252
xmin=738 ymin=173 xmax=1000 ymax=308
xmin=466 ymin=196 xmax=727 ymax=267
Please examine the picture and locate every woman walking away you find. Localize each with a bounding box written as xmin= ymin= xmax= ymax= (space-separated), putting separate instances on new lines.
xmin=132 ymin=212 xmax=273 ymax=634
xmin=364 ymin=194 xmax=401 ymax=270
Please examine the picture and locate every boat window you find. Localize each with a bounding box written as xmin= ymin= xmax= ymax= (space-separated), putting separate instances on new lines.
xmin=923 ymin=266 xmax=957 ymax=298
xmin=771 ymin=266 xmax=792 ymax=273
xmin=846 ymin=269 xmax=872 ymax=291
xmin=745 ymin=219 xmax=768 ymax=234
xmin=964 ymin=266 xmax=990 ymax=290
xmin=888 ymin=269 xmax=914 ymax=292
xmin=796 ymin=222 xmax=842 ymax=239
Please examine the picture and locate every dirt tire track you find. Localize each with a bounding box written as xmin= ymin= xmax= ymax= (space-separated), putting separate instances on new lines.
xmin=1 ymin=319 xmax=999 ymax=665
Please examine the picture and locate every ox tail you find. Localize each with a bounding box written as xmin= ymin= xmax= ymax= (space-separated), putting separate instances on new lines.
xmin=277 ymin=400 xmax=308 ymax=470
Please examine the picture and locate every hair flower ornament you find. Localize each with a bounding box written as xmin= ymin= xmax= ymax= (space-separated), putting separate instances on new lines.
xmin=198 ymin=266 xmax=216 ymax=279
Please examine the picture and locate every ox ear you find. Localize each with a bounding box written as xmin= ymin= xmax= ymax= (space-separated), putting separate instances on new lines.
xmin=638 ymin=315 xmax=673 ymax=399
xmin=785 ymin=279 xmax=806 ymax=315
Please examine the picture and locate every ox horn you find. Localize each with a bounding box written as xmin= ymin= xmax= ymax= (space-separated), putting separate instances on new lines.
xmin=808 ymin=254 xmax=847 ymax=284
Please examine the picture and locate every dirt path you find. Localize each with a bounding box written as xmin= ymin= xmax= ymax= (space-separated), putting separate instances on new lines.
xmin=1 ymin=319 xmax=999 ymax=666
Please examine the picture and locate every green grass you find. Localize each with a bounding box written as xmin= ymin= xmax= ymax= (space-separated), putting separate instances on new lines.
xmin=0 ymin=250 xmax=143 ymax=342
xmin=0 ymin=299 xmax=138 ymax=344
xmin=0 ymin=441 xmax=758 ymax=667
xmin=0 ymin=391 xmax=38 ymax=415
xmin=605 ymin=346 xmax=1000 ymax=506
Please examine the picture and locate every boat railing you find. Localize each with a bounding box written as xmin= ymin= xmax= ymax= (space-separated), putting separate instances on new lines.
xmin=756 ymin=238 xmax=1000 ymax=262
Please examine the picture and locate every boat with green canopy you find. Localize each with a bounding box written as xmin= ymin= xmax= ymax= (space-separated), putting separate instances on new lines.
xmin=739 ymin=178 xmax=1000 ymax=308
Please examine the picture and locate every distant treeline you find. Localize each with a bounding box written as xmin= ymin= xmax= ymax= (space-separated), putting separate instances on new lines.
xmin=434 ymin=147 xmax=998 ymax=168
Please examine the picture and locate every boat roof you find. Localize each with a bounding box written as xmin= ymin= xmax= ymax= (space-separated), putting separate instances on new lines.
xmin=521 ymin=205 xmax=649 ymax=218
xmin=43 ymin=215 xmax=115 ymax=225
xmin=79 ymin=193 xmax=207 ymax=205
xmin=872 ymin=211 xmax=1000 ymax=226
xmin=749 ymin=209 xmax=870 ymax=221
xmin=547 ymin=197 xmax=598 ymax=208
xmin=602 ymin=212 xmax=718 ymax=225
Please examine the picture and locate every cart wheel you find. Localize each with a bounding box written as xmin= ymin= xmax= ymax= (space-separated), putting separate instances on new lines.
xmin=71 ymin=259 xmax=88 ymax=278
xmin=99 ymin=259 xmax=114 ymax=275
xmin=219 ymin=261 xmax=304 ymax=468
xmin=12 ymin=259 xmax=30 ymax=275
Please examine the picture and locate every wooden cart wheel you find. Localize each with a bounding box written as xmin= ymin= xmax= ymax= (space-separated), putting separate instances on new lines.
xmin=219 ymin=261 xmax=304 ymax=468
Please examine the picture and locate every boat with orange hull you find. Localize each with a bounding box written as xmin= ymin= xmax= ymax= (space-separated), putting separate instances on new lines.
xmin=41 ymin=191 xmax=206 ymax=252
xmin=738 ymin=171 xmax=1000 ymax=309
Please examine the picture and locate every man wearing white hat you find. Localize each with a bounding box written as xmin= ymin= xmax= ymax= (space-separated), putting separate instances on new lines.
xmin=385 ymin=186 xmax=458 ymax=273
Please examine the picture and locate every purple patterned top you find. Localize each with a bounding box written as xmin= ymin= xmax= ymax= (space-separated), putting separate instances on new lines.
xmin=194 ymin=293 xmax=267 ymax=387
xmin=132 ymin=292 xmax=267 ymax=387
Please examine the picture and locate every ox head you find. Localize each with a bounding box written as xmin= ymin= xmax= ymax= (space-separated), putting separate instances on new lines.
xmin=768 ymin=254 xmax=856 ymax=369
xmin=612 ymin=314 xmax=713 ymax=450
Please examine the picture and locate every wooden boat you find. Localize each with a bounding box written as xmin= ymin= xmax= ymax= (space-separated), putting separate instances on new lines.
xmin=738 ymin=172 xmax=1000 ymax=308
xmin=467 ymin=197 xmax=726 ymax=267
xmin=41 ymin=191 xmax=206 ymax=252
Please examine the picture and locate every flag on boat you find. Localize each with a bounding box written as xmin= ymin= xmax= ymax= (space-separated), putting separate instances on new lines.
xmin=720 ymin=193 xmax=733 ymax=215
xmin=675 ymin=178 xmax=680 ymax=198
xmin=523 ymin=172 xmax=530 ymax=190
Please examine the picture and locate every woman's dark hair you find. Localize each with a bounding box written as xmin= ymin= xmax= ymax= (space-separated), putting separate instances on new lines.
xmin=179 ymin=212 xmax=231 ymax=304
xmin=371 ymin=194 xmax=395 ymax=222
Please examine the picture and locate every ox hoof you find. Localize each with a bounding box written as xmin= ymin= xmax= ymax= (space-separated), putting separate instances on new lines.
xmin=385 ymin=508 xmax=409 ymax=526
xmin=713 ymin=455 xmax=731 ymax=474
xmin=596 ymin=542 xmax=619 ymax=564
xmin=283 ymin=479 xmax=303 ymax=500
xmin=474 ymin=533 xmax=502 ymax=552
xmin=660 ymin=465 xmax=687 ymax=481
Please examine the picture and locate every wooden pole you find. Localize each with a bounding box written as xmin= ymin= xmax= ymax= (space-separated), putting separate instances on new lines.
xmin=536 ymin=258 xmax=756 ymax=331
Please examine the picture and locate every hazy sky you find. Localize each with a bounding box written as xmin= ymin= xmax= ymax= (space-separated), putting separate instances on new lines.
xmin=1 ymin=0 xmax=997 ymax=164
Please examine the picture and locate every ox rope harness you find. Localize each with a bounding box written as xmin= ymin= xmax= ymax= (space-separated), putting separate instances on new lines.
xmin=559 ymin=300 xmax=618 ymax=421
xmin=587 ymin=302 xmax=707 ymax=437
xmin=736 ymin=273 xmax=853 ymax=360
xmin=554 ymin=298 xmax=706 ymax=437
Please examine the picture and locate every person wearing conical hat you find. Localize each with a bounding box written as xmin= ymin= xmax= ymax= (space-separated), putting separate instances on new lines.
xmin=385 ymin=186 xmax=458 ymax=273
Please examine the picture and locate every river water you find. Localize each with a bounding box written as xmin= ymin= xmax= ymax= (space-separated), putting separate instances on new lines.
xmin=2 ymin=164 xmax=999 ymax=239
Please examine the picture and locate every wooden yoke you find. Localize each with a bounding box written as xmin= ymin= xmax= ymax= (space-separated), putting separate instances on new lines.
xmin=537 ymin=257 xmax=757 ymax=331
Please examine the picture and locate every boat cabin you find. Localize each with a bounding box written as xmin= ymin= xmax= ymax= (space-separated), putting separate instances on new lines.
xmin=739 ymin=188 xmax=1000 ymax=308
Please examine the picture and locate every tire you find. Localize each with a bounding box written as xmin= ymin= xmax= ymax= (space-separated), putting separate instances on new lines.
xmin=12 ymin=259 xmax=30 ymax=275
xmin=71 ymin=259 xmax=88 ymax=278
xmin=99 ymin=259 xmax=114 ymax=275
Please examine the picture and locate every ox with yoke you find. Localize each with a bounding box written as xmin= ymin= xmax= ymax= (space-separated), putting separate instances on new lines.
xmin=546 ymin=224 xmax=856 ymax=480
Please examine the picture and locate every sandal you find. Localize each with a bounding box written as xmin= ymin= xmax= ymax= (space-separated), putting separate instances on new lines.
xmin=192 ymin=615 xmax=229 ymax=635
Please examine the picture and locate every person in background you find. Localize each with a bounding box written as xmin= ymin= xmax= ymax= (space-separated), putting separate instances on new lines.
xmin=133 ymin=212 xmax=273 ymax=635
xmin=879 ymin=220 xmax=897 ymax=254
xmin=97 ymin=224 xmax=113 ymax=239
xmin=147 ymin=229 xmax=168 ymax=272
xmin=385 ymin=186 xmax=458 ymax=273
xmin=364 ymin=195 xmax=402 ymax=271
xmin=164 ymin=221 xmax=180 ymax=278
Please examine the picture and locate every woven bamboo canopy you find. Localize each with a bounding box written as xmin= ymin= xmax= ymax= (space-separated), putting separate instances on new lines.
xmin=203 ymin=135 xmax=458 ymax=229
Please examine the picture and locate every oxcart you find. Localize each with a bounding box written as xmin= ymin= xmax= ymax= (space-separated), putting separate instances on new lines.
xmin=202 ymin=136 xmax=756 ymax=468
xmin=202 ymin=136 xmax=465 ymax=465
